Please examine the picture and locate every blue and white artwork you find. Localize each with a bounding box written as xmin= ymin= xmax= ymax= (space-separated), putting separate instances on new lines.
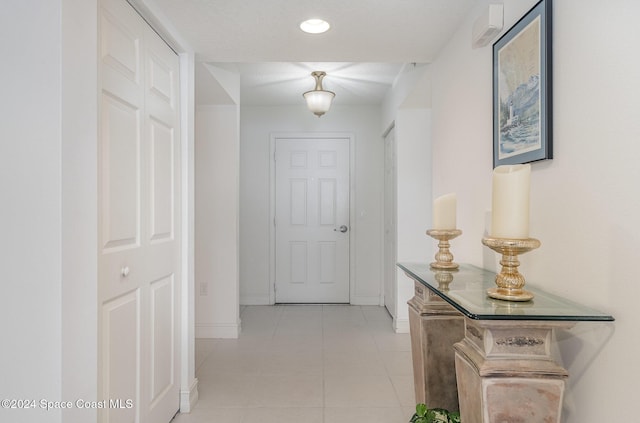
xmin=497 ymin=17 xmax=542 ymax=160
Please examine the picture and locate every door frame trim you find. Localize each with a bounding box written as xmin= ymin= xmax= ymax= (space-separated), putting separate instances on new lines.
xmin=383 ymin=124 xmax=398 ymax=318
xmin=269 ymin=132 xmax=355 ymax=304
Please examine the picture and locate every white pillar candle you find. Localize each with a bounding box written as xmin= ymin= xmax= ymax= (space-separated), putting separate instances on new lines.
xmin=433 ymin=193 xmax=457 ymax=230
xmin=491 ymin=164 xmax=531 ymax=239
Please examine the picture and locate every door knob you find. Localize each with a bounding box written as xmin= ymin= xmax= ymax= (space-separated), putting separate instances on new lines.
xmin=334 ymin=225 xmax=348 ymax=233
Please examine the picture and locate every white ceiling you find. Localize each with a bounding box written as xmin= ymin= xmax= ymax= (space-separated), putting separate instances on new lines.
xmin=143 ymin=0 xmax=478 ymax=106
xmin=196 ymin=61 xmax=409 ymax=106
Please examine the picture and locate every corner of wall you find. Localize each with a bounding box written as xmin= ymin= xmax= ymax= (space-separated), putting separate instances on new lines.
xmin=381 ymin=63 xmax=431 ymax=131
xmin=393 ymin=317 xmax=410 ymax=334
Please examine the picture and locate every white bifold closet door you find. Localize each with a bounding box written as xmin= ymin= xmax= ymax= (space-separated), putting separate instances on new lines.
xmin=98 ymin=0 xmax=181 ymax=422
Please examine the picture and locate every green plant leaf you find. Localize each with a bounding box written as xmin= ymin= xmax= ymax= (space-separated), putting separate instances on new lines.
xmin=409 ymin=404 xmax=460 ymax=423
xmin=409 ymin=403 xmax=460 ymax=423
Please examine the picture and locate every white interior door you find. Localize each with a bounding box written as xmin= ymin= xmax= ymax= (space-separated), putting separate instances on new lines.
xmin=98 ymin=0 xmax=181 ymax=422
xmin=274 ymin=137 xmax=350 ymax=303
xmin=383 ymin=127 xmax=397 ymax=317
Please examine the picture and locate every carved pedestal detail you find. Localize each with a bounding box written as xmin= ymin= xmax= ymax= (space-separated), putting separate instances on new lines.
xmin=453 ymin=319 xmax=575 ymax=423
xmin=408 ymin=279 xmax=464 ymax=411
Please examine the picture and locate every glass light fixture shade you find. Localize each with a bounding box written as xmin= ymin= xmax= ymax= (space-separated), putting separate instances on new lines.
xmin=303 ymin=71 xmax=335 ymax=117
xmin=303 ymin=90 xmax=335 ymax=117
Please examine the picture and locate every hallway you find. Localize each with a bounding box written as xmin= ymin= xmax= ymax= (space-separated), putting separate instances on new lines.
xmin=172 ymin=305 xmax=415 ymax=422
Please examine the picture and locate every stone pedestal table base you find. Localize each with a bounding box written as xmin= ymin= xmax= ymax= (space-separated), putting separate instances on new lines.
xmin=408 ymin=279 xmax=464 ymax=411
xmin=453 ymin=319 xmax=575 ymax=423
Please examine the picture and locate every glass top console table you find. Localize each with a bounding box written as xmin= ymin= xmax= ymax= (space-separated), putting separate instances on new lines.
xmin=398 ymin=262 xmax=614 ymax=423
xmin=398 ymin=262 xmax=614 ymax=322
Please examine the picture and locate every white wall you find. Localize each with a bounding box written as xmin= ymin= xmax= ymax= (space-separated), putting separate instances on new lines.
xmin=381 ymin=65 xmax=433 ymax=332
xmin=1 ymin=2 xmax=99 ymax=422
xmin=381 ymin=63 xmax=431 ymax=129
xmin=239 ymin=105 xmax=384 ymax=305
xmin=61 ymin=0 xmax=99 ymax=421
xmin=431 ymin=0 xmax=640 ymax=420
xmin=393 ymin=109 xmax=433 ymax=332
xmin=0 ymin=3 xmax=63 ymax=422
xmin=1 ymin=3 xmax=197 ymax=422
xmin=195 ymin=105 xmax=241 ymax=338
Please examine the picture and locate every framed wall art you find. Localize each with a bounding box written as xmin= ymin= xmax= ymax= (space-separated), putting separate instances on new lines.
xmin=493 ymin=0 xmax=552 ymax=167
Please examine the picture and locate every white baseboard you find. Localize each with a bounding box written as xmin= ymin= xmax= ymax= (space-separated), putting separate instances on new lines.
xmin=350 ymin=296 xmax=383 ymax=306
xmin=240 ymin=295 xmax=385 ymax=307
xmin=393 ymin=317 xmax=410 ymax=334
xmin=179 ymin=378 xmax=199 ymax=413
xmin=195 ymin=323 xmax=240 ymax=338
xmin=240 ymin=294 xmax=271 ymax=305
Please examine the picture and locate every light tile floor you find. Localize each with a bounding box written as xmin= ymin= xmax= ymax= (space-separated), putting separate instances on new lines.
xmin=171 ymin=305 xmax=416 ymax=423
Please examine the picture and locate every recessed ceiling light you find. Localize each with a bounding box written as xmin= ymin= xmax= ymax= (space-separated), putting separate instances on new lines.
xmin=299 ymin=19 xmax=331 ymax=34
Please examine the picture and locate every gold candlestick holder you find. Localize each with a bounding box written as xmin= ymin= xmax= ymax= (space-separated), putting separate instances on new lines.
xmin=432 ymin=269 xmax=456 ymax=292
xmin=481 ymin=236 xmax=541 ymax=302
xmin=426 ymin=229 xmax=462 ymax=270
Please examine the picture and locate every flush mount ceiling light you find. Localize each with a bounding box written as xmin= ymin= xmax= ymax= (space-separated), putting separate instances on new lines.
xmin=299 ymin=18 xmax=331 ymax=34
xmin=303 ymin=71 xmax=335 ymax=117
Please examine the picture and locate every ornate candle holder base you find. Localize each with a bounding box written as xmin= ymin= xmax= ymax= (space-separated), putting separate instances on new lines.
xmin=482 ymin=236 xmax=541 ymax=302
xmin=432 ymin=269 xmax=456 ymax=292
xmin=427 ymin=229 xmax=462 ymax=270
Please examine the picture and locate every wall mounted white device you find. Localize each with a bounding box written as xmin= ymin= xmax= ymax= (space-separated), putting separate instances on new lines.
xmin=472 ymin=3 xmax=504 ymax=48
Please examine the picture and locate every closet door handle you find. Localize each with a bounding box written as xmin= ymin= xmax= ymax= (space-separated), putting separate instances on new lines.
xmin=334 ymin=225 xmax=348 ymax=233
